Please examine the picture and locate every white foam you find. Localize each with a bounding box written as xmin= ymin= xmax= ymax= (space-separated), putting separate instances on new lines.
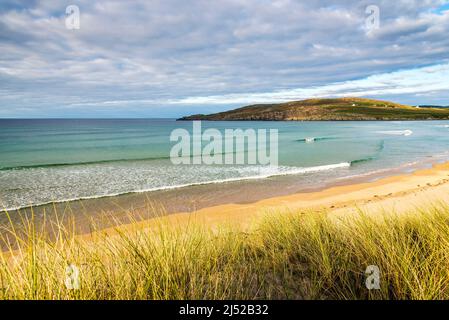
xmin=335 ymin=160 xmax=422 ymax=181
xmin=1 ymin=162 xmax=351 ymax=212
xmin=305 ymin=137 xmax=315 ymax=143
xmin=377 ymin=130 xmax=413 ymax=136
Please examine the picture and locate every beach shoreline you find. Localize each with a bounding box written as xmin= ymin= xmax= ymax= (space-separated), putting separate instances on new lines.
xmin=0 ymin=155 xmax=438 ymax=221
xmin=3 ymin=155 xmax=449 ymax=242
xmin=76 ymin=159 xmax=449 ymax=241
xmin=1 ymin=158 xmax=449 ymax=252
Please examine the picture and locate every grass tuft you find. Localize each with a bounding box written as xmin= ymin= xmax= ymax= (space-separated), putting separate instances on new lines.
xmin=1 ymin=205 xmax=449 ymax=299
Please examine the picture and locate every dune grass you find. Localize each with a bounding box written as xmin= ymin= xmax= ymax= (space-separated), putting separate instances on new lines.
xmin=1 ymin=204 xmax=449 ymax=300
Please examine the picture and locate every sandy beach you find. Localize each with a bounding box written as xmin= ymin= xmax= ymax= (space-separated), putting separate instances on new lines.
xmin=3 ymin=159 xmax=449 ymax=245
xmin=78 ymin=161 xmax=449 ymax=240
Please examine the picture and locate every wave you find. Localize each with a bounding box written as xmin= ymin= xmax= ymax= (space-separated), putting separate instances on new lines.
xmin=2 ymin=162 xmax=352 ymax=211
xmin=350 ymin=157 xmax=375 ymax=165
xmin=0 ymin=156 xmax=172 ymax=171
xmin=376 ymin=130 xmax=413 ymax=136
xmin=349 ymin=141 xmax=384 ymax=166
xmin=0 ymin=148 xmax=277 ymax=171
xmin=296 ymin=137 xmax=335 ymax=143
xmin=0 ymin=133 xmax=164 ymax=145
xmin=335 ymin=159 xmax=427 ymax=182
xmin=1 ymin=145 xmax=376 ymax=171
xmin=377 ymin=140 xmax=385 ymax=152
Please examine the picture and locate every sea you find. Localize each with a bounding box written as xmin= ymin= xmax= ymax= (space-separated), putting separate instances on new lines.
xmin=1 ymin=119 xmax=449 ymax=211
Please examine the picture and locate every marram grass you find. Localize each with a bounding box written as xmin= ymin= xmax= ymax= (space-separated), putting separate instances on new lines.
xmin=1 ymin=205 xmax=449 ymax=300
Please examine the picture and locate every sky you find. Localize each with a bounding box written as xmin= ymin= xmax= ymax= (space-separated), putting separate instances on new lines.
xmin=0 ymin=0 xmax=449 ymax=118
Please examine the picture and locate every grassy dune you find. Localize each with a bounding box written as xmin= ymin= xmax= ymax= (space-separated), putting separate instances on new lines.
xmin=1 ymin=205 xmax=449 ymax=300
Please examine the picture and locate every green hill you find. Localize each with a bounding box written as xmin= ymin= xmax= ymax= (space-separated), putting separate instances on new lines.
xmin=178 ymin=97 xmax=449 ymax=121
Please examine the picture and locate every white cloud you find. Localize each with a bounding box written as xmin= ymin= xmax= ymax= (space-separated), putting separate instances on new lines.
xmin=167 ymin=63 xmax=449 ymax=105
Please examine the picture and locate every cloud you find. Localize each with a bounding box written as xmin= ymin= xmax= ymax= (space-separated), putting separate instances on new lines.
xmin=166 ymin=63 xmax=449 ymax=105
xmin=0 ymin=0 xmax=448 ymax=117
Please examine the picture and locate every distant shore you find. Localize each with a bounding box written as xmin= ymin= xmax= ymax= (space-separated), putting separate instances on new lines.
xmin=178 ymin=97 xmax=449 ymax=121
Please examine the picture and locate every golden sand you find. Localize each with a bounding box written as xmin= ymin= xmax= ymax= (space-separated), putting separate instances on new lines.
xmin=83 ymin=161 xmax=449 ymax=240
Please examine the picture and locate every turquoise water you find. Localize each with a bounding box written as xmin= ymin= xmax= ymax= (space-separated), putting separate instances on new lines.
xmin=1 ymin=119 xmax=449 ymax=210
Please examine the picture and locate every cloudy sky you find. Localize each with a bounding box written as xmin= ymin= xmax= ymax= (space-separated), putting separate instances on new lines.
xmin=1 ymin=0 xmax=449 ymax=118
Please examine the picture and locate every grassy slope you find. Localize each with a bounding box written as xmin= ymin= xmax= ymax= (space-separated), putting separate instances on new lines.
xmin=179 ymin=97 xmax=449 ymax=121
xmin=1 ymin=205 xmax=449 ymax=299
